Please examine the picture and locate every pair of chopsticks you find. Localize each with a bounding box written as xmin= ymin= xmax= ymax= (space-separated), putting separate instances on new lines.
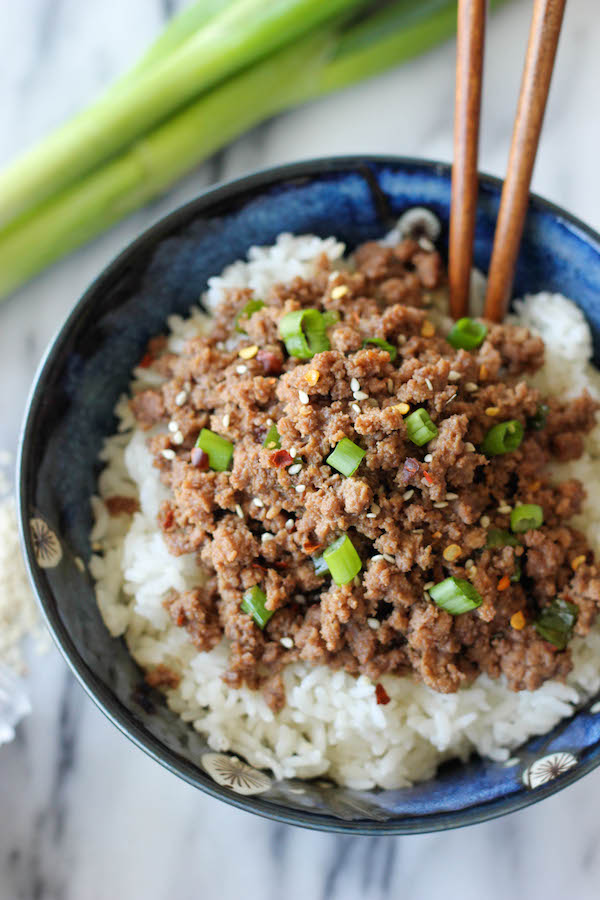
xmin=449 ymin=0 xmax=566 ymax=322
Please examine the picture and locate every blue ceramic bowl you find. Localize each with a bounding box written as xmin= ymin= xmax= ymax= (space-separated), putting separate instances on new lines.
xmin=18 ymin=156 xmax=600 ymax=834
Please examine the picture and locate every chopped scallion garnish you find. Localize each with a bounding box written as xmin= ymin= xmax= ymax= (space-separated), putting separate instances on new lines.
xmin=528 ymin=403 xmax=550 ymax=431
xmin=313 ymin=555 xmax=329 ymax=576
xmin=405 ymin=408 xmax=438 ymax=446
xmin=195 ymin=428 xmax=234 ymax=471
xmin=241 ymin=585 xmax=273 ymax=629
xmin=534 ymin=598 xmax=578 ymax=649
xmin=326 ymin=437 xmax=365 ymax=477
xmin=486 ymin=528 xmax=520 ymax=549
xmin=323 ymin=534 xmax=362 ymax=585
xmin=430 ymin=577 xmax=482 ymax=615
xmin=263 ymin=423 xmax=281 ymax=450
xmin=279 ymin=309 xmax=330 ymax=359
xmin=446 ymin=317 xmax=487 ymax=350
xmin=510 ymin=504 xmax=544 ymax=533
xmin=235 ymin=299 xmax=265 ymax=333
xmin=362 ymin=337 xmax=397 ymax=361
xmin=481 ymin=420 xmax=524 ymax=456
xmin=511 ymin=563 xmax=522 ymax=583
xmin=322 ymin=309 xmax=340 ymax=328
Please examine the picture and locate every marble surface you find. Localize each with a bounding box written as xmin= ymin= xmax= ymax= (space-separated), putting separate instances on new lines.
xmin=1 ymin=1 xmax=600 ymax=897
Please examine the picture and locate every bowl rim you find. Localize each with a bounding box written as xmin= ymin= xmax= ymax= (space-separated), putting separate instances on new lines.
xmin=17 ymin=153 xmax=600 ymax=835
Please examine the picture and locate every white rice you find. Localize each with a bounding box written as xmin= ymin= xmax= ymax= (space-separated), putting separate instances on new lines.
xmin=91 ymin=233 xmax=600 ymax=789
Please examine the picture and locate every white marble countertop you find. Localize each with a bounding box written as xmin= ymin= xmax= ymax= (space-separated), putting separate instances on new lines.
xmin=2 ymin=1 xmax=600 ymax=897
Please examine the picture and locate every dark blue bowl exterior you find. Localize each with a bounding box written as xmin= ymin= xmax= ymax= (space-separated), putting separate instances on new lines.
xmin=18 ymin=156 xmax=600 ymax=834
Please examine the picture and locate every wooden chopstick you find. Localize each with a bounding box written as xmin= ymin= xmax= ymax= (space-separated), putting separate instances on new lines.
xmin=449 ymin=0 xmax=486 ymax=320
xmin=484 ymin=0 xmax=567 ymax=321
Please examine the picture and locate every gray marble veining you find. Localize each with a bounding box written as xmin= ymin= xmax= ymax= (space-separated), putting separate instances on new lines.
xmin=2 ymin=1 xmax=600 ymax=898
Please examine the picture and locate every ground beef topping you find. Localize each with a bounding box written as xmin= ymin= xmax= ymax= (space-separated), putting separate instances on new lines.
xmin=129 ymin=237 xmax=600 ymax=710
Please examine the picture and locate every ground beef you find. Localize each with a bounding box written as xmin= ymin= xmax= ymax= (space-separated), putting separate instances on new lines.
xmin=130 ymin=237 xmax=600 ymax=711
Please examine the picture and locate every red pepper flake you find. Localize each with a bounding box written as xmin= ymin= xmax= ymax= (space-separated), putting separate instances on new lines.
xmin=303 ymin=541 xmax=323 ymax=554
xmin=423 ymin=470 xmax=434 ymax=485
xmin=375 ymin=684 xmax=391 ymax=705
xmin=402 ymin=457 xmax=421 ymax=482
xmin=497 ymin=575 xmax=510 ymax=591
xmin=176 ymin=612 xmax=186 ymax=627
xmin=138 ymin=352 xmax=154 ymax=369
xmin=270 ymin=449 xmax=293 ymax=468
xmin=191 ymin=448 xmax=209 ymax=470
xmin=256 ymin=349 xmax=283 ymax=375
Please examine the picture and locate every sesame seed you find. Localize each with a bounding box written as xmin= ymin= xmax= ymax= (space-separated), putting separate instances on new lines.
xmin=295 ymin=484 xmax=306 ymax=493
xmin=289 ymin=447 xmax=298 ymax=458
xmin=425 ymin=378 xmax=433 ymax=391
xmin=331 ymin=284 xmax=348 ymax=299
xmin=173 ymin=431 xmax=184 ymax=445
xmin=280 ymin=636 xmax=294 ymax=649
xmin=236 ymin=364 xmax=247 ymax=375
xmin=448 ymin=370 xmax=461 ymax=382
xmin=161 ymin=449 xmax=175 ymax=460
xmin=351 ymin=403 xmax=361 ymax=414
xmin=298 ymin=390 xmax=310 ymax=404
xmin=371 ymin=554 xmax=384 ymax=561
xmin=285 ymin=518 xmax=294 ymax=529
xmin=445 ymin=492 xmax=458 ymax=500
xmin=366 ymin=512 xmax=377 ymax=519
xmin=480 ymin=515 xmax=491 ymax=527
xmin=443 ymin=543 xmax=462 ymax=562
xmin=266 ymin=418 xmax=273 ymax=426
xmin=261 ymin=533 xmax=274 ymax=543
xmin=423 ymin=591 xmax=430 ymax=601
xmin=424 ymin=581 xmax=435 ymax=591
xmin=253 ymin=498 xmax=264 ymax=508
xmin=464 ymin=442 xmax=476 ymax=452
xmin=434 ymin=501 xmax=448 ymax=508
xmin=403 ymin=489 xmax=414 ymax=500
xmin=465 ymin=559 xmax=474 ymax=569
xmin=384 ymin=553 xmax=395 ymax=563
xmin=350 ymin=378 xmax=360 ymax=393
xmin=397 ymin=334 xmax=407 ymax=345
xmin=222 ymin=413 xmax=230 ymax=428
xmin=498 ymin=505 xmax=512 ymax=514
xmin=418 ymin=236 xmax=435 ymax=252
xmin=394 ymin=402 xmax=410 ymax=415
xmin=485 ymin=406 xmax=500 ymax=416
xmin=445 ymin=393 xmax=457 ymax=406
xmin=168 ymin=420 xmax=179 ymax=433
xmin=354 ymin=391 xmax=369 ymax=400
xmin=572 ymin=554 xmax=586 ymax=571
xmin=413 ymin=529 xmax=424 ymax=535
xmin=465 ymin=382 xmax=478 ymax=392
xmin=239 ymin=344 xmax=258 ymax=360
xmin=367 ymin=618 xmax=380 ymax=630
xmin=424 ymin=453 xmax=433 ymax=463
xmin=288 ymin=463 xmax=302 ymax=475
xmin=387 ymin=379 xmax=394 ymax=392
xmin=175 ymin=390 xmax=187 ymax=406
xmin=235 ymin=504 xmax=244 ymax=518
xmin=265 ymin=441 xmax=277 ymax=450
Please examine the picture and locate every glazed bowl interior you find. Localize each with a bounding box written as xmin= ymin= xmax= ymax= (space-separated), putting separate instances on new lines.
xmin=18 ymin=156 xmax=600 ymax=834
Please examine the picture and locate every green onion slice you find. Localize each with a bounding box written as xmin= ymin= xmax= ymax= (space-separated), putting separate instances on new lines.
xmin=326 ymin=437 xmax=365 ymax=477
xmin=362 ymin=337 xmax=397 ymax=361
xmin=528 ymin=403 xmax=550 ymax=431
xmin=446 ymin=317 xmax=488 ymax=350
xmin=235 ymin=299 xmax=265 ymax=333
xmin=313 ymin=555 xmax=329 ymax=576
xmin=430 ymin=577 xmax=483 ymax=615
xmin=195 ymin=428 xmax=234 ymax=471
xmin=510 ymin=504 xmax=544 ymax=533
xmin=534 ymin=598 xmax=578 ymax=649
xmin=263 ymin=423 xmax=281 ymax=450
xmin=405 ymin=408 xmax=438 ymax=446
xmin=241 ymin=585 xmax=273 ymax=629
xmin=279 ymin=309 xmax=330 ymax=359
xmin=323 ymin=535 xmax=362 ymax=585
xmin=322 ymin=309 xmax=340 ymax=328
xmin=481 ymin=420 xmax=524 ymax=456
xmin=511 ymin=563 xmax=522 ymax=583
xmin=486 ymin=528 xmax=520 ymax=548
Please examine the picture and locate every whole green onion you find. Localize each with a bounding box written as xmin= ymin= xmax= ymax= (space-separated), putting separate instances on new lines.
xmin=510 ymin=504 xmax=544 ymax=533
xmin=323 ymin=534 xmax=362 ymax=585
xmin=485 ymin=528 xmax=520 ymax=549
xmin=481 ymin=420 xmax=524 ymax=456
xmin=446 ymin=317 xmax=487 ymax=350
xmin=326 ymin=437 xmax=365 ymax=477
xmin=362 ymin=337 xmax=398 ymax=361
xmin=534 ymin=598 xmax=578 ymax=650
xmin=195 ymin=428 xmax=234 ymax=470
xmin=235 ymin=298 xmax=265 ymax=333
xmin=405 ymin=408 xmax=438 ymax=446
xmin=241 ymin=585 xmax=273 ymax=629
xmin=430 ymin=577 xmax=482 ymax=615
xmin=263 ymin=423 xmax=281 ymax=450
xmin=279 ymin=309 xmax=330 ymax=359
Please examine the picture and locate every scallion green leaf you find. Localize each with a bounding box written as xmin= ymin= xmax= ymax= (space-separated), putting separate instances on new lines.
xmin=195 ymin=428 xmax=233 ymax=471
xmin=485 ymin=528 xmax=520 ymax=549
xmin=362 ymin=337 xmax=397 ymax=361
xmin=326 ymin=437 xmax=365 ymax=477
xmin=481 ymin=420 xmax=524 ymax=456
xmin=263 ymin=423 xmax=281 ymax=450
xmin=446 ymin=317 xmax=487 ymax=350
xmin=241 ymin=585 xmax=273 ymax=629
xmin=235 ymin=299 xmax=265 ymax=333
xmin=534 ymin=598 xmax=578 ymax=649
xmin=405 ymin=408 xmax=438 ymax=446
xmin=323 ymin=534 xmax=361 ymax=585
xmin=430 ymin=577 xmax=482 ymax=615
xmin=279 ymin=309 xmax=330 ymax=359
xmin=322 ymin=309 xmax=340 ymax=328
xmin=510 ymin=504 xmax=544 ymax=533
